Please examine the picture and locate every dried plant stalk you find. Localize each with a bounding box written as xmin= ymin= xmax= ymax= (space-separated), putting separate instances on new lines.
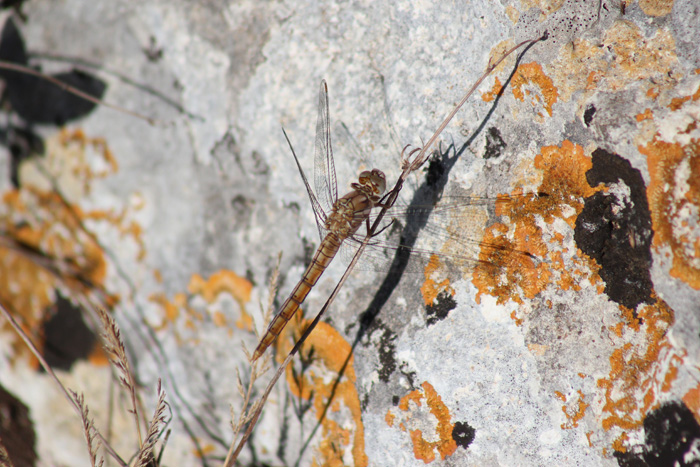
xmin=96 ymin=307 xmax=144 ymax=447
xmin=134 ymin=380 xmax=168 ymax=467
xmin=70 ymin=390 xmax=105 ymax=467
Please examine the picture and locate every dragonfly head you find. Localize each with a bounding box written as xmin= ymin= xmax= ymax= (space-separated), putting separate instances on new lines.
xmin=358 ymin=169 xmax=386 ymax=197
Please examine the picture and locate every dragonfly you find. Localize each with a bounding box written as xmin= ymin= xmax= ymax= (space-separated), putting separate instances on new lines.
xmin=251 ymin=80 xmax=539 ymax=362
xmin=251 ymin=81 xmax=390 ymax=361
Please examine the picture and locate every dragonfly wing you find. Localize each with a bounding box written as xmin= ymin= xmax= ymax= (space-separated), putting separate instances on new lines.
xmin=313 ymin=80 xmax=338 ymax=213
xmin=338 ymin=193 xmax=542 ymax=274
xmin=282 ymin=127 xmax=328 ymax=240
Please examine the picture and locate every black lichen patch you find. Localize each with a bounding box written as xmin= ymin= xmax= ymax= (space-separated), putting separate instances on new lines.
xmin=0 ymin=384 xmax=37 ymax=467
xmin=425 ymin=289 xmax=457 ymax=326
xmin=583 ymin=104 xmax=596 ymax=126
xmin=41 ymin=292 xmax=97 ymax=371
xmin=614 ymin=401 xmax=700 ymax=467
xmin=369 ymin=320 xmax=397 ymax=383
xmin=483 ymin=126 xmax=506 ymax=159
xmin=574 ymin=149 xmax=654 ymax=310
xmin=452 ymin=420 xmax=476 ymax=449
xmin=0 ymin=17 xmax=106 ymax=125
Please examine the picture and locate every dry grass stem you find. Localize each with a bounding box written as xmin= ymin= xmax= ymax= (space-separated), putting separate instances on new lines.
xmin=96 ymin=307 xmax=144 ymax=447
xmin=222 ymin=253 xmax=281 ymax=466
xmin=134 ymin=380 xmax=168 ymax=467
xmin=70 ymin=390 xmax=105 ymax=467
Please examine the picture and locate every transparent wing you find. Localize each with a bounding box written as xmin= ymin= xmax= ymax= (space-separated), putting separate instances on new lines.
xmin=313 ymin=80 xmax=338 ymax=214
xmin=337 ymin=193 xmax=541 ymax=274
xmin=282 ymin=127 xmax=328 ymax=241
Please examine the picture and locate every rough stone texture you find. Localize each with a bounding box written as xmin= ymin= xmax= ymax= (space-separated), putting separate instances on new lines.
xmin=0 ymin=0 xmax=699 ymax=466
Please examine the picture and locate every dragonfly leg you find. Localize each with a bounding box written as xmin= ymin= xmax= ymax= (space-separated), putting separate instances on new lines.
xmin=370 ymin=218 xmax=396 ymax=238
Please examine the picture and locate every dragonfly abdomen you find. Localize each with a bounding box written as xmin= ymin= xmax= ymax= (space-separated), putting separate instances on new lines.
xmin=251 ymin=233 xmax=343 ymax=361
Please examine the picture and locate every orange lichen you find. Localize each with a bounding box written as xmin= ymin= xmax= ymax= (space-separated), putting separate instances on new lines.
xmin=640 ymin=136 xmax=700 ymax=289
xmin=278 ymin=319 xmax=367 ymax=467
xmin=612 ymin=432 xmax=630 ymax=454
xmin=511 ymin=310 xmax=524 ymax=326
xmin=149 ymin=271 xmax=252 ymax=342
xmin=386 ymin=382 xmax=457 ymax=463
xmin=420 ymin=255 xmax=455 ymax=306
xmin=481 ymin=77 xmax=503 ymax=103
xmin=510 ymin=62 xmax=559 ymax=118
xmin=682 ymin=385 xmax=700 ymax=425
xmin=635 ymin=108 xmax=653 ymax=122
xmin=597 ymin=298 xmax=681 ymax=434
xmin=670 ymin=95 xmax=691 ymax=110
xmin=473 ymin=141 xmax=600 ymax=306
xmin=560 ymin=390 xmax=589 ymax=429
xmin=188 ymin=270 xmax=253 ymax=330
xmin=586 ymin=431 xmax=594 ymax=447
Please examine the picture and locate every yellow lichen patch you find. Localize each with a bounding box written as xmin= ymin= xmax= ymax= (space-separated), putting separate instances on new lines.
xmin=548 ymin=22 xmax=678 ymax=103
xmin=602 ymin=21 xmax=678 ymax=91
xmin=682 ymin=384 xmax=700 ymax=425
xmin=149 ymin=292 xmax=183 ymax=327
xmin=597 ymin=298 xmax=681 ymax=435
xmin=481 ymin=76 xmax=503 ymax=103
xmin=560 ymin=390 xmax=589 ymax=429
xmin=420 ymin=255 xmax=455 ymax=306
xmin=547 ymin=38 xmax=607 ymax=103
xmin=486 ymin=39 xmax=517 ymax=76
xmin=280 ymin=319 xmax=367 ymax=467
xmin=640 ymin=137 xmax=700 ymax=289
xmin=519 ymin=0 xmax=566 ymax=15
xmin=188 ymin=270 xmax=253 ymax=330
xmin=19 ymin=128 xmax=118 ymax=202
xmin=505 ymin=5 xmax=519 ymax=23
xmin=385 ymin=382 xmax=457 ymax=463
xmin=612 ymin=432 xmax=630 ymax=454
xmin=148 ymin=271 xmax=252 ymax=342
xmin=635 ymin=108 xmax=653 ymax=122
xmin=473 ymin=141 xmax=601 ymax=306
xmin=638 ymin=0 xmax=674 ymax=17
xmin=510 ymin=62 xmax=559 ymax=119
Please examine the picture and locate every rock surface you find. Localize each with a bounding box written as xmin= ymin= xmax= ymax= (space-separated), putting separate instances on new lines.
xmin=0 ymin=0 xmax=698 ymax=466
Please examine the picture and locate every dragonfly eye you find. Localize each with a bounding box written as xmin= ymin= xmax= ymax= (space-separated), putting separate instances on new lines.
xmin=358 ymin=169 xmax=386 ymax=196
xmin=370 ymin=169 xmax=386 ymax=195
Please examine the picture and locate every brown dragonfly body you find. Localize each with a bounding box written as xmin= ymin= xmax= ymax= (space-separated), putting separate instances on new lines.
xmin=251 ymin=167 xmax=386 ymax=361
